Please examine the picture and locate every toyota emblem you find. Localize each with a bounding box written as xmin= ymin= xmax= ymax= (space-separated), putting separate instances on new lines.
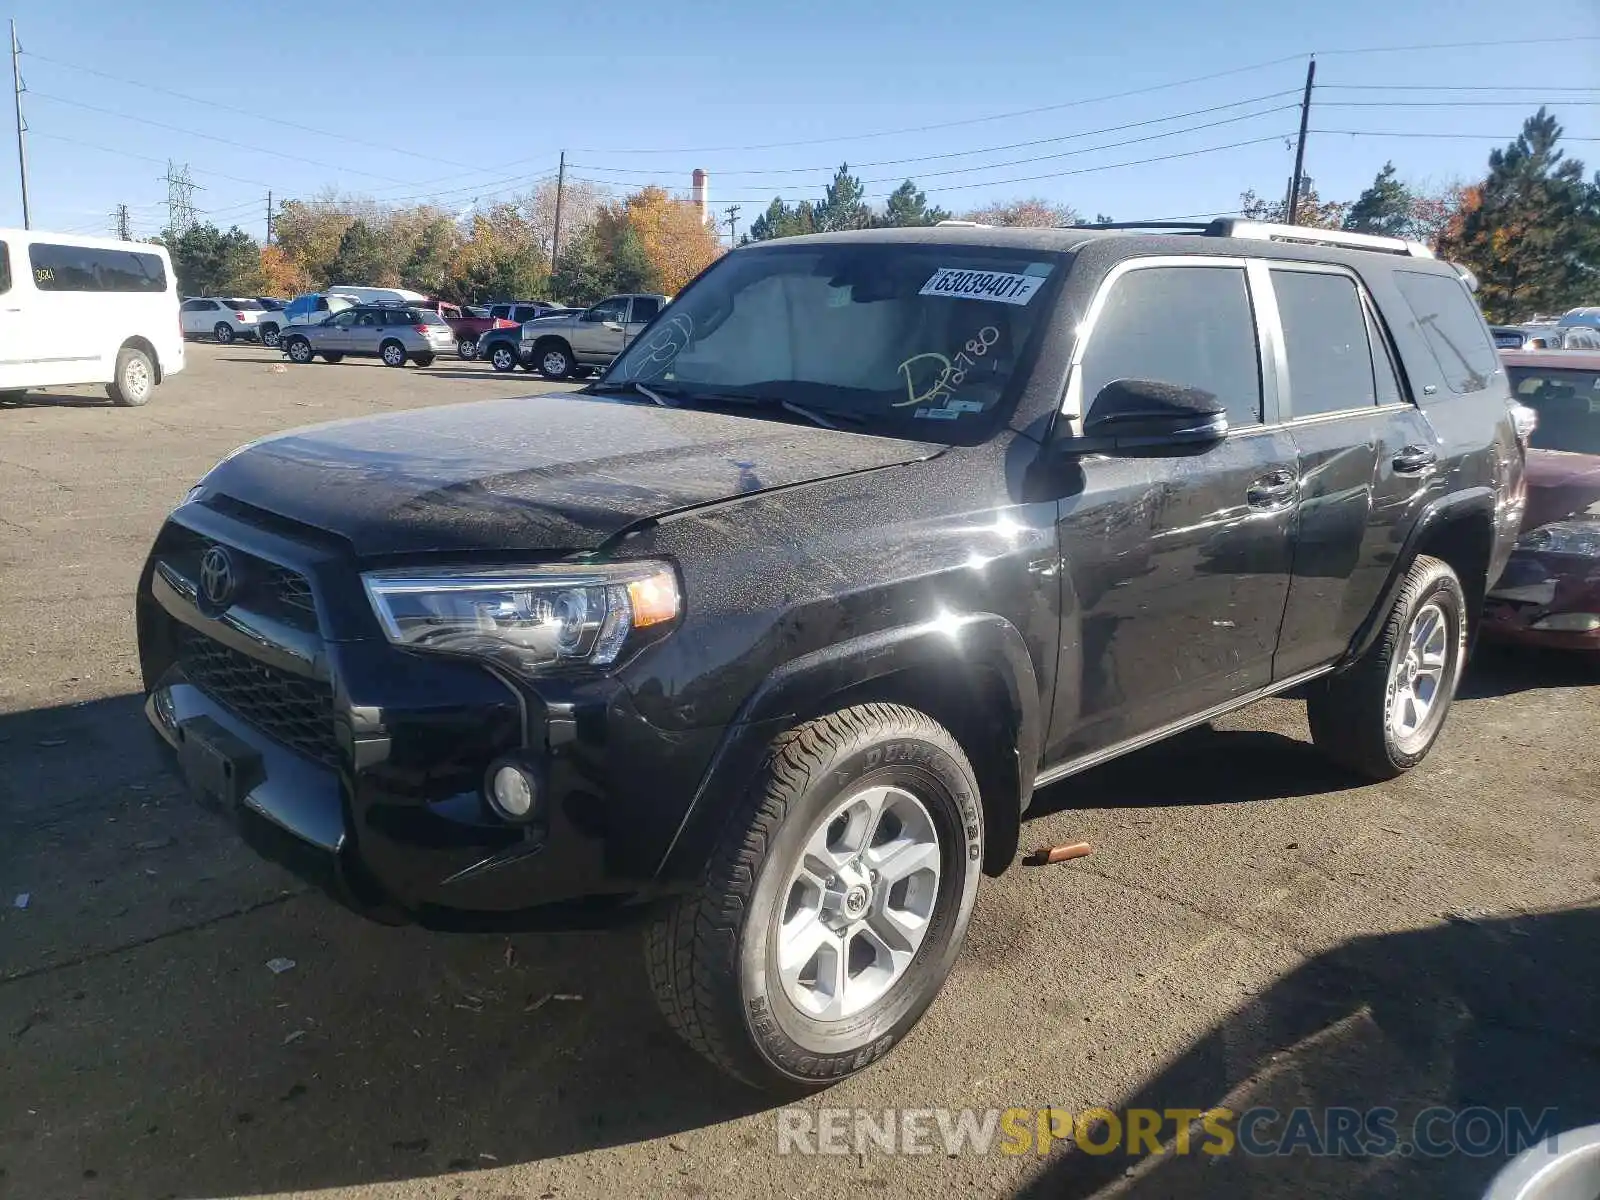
xmin=199 ymin=545 xmax=237 ymax=609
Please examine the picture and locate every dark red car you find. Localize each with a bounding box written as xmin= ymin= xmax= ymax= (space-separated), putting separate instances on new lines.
xmin=1483 ymin=350 xmax=1600 ymax=649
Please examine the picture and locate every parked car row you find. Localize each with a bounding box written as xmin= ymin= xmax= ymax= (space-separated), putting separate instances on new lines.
xmin=480 ymin=293 xmax=669 ymax=377
xmin=1491 ymin=323 xmax=1600 ymax=351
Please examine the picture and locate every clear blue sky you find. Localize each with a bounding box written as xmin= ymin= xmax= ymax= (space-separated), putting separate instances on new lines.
xmin=3 ymin=0 xmax=1598 ymax=239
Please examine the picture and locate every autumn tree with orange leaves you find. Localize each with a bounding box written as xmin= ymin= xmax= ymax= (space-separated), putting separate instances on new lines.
xmin=610 ymin=186 xmax=723 ymax=295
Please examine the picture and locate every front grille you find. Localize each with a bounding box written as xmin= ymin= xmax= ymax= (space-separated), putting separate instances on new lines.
xmin=158 ymin=526 xmax=319 ymax=634
xmin=177 ymin=628 xmax=339 ymax=768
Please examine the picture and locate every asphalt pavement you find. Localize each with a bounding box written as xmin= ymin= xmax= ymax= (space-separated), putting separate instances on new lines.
xmin=2 ymin=343 xmax=1597 ymax=1200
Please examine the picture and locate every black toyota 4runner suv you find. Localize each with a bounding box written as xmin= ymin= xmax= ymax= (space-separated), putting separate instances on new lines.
xmin=136 ymin=221 xmax=1522 ymax=1090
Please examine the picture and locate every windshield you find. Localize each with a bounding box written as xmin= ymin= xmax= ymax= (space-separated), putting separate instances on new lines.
xmin=602 ymin=243 xmax=1063 ymax=441
xmin=1510 ymin=366 xmax=1600 ymax=455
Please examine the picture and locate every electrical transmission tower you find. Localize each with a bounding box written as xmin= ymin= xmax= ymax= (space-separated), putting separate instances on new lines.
xmin=163 ymin=160 xmax=200 ymax=234
xmin=113 ymin=203 xmax=130 ymax=240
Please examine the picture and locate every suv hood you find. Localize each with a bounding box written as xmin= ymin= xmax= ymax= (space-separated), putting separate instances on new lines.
xmin=1525 ymin=448 xmax=1600 ymax=529
xmin=203 ymin=392 xmax=941 ymax=556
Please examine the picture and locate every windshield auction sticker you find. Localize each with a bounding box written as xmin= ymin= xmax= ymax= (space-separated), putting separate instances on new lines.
xmin=920 ymin=267 xmax=1045 ymax=305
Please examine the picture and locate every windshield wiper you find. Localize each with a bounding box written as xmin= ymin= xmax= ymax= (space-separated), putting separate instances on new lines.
xmin=673 ymin=389 xmax=864 ymax=430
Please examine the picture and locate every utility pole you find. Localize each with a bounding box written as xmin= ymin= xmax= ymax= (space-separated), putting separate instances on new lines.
xmin=550 ymin=150 xmax=567 ymax=268
xmin=723 ymin=203 xmax=741 ymax=247
xmin=265 ymin=190 xmax=273 ymax=244
xmin=11 ymin=19 xmax=30 ymax=229
xmin=114 ymin=203 xmax=129 ymax=240
xmin=1284 ymin=56 xmax=1316 ymax=227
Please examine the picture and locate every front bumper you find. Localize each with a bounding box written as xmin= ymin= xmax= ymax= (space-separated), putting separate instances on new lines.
xmin=1482 ymin=548 xmax=1600 ymax=651
xmin=136 ymin=502 xmax=722 ymax=925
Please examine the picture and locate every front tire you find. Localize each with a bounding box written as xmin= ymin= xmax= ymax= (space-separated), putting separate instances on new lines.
xmin=213 ymin=322 xmax=235 ymax=345
xmin=285 ymin=337 xmax=313 ymax=364
xmin=535 ymin=340 xmax=573 ymax=380
xmin=646 ymin=703 xmax=983 ymax=1092
xmin=106 ymin=346 xmax=155 ymax=406
xmin=1307 ymin=554 xmax=1468 ymax=779
xmin=487 ymin=343 xmax=518 ymax=373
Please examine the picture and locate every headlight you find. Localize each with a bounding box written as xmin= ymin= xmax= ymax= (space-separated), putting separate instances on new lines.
xmin=1518 ymin=521 xmax=1600 ymax=557
xmin=362 ymin=561 xmax=680 ymax=673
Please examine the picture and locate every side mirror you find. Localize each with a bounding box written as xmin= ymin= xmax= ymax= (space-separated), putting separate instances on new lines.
xmin=1064 ymin=379 xmax=1229 ymax=453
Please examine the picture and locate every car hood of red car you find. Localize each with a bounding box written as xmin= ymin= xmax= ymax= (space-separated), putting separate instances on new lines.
xmin=1525 ymin=448 xmax=1600 ymax=529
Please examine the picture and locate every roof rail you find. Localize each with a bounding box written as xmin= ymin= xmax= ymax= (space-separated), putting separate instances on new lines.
xmin=1072 ymin=221 xmax=1213 ymax=232
xmin=1204 ymin=219 xmax=1435 ymax=258
xmin=935 ymin=219 xmax=989 ymax=227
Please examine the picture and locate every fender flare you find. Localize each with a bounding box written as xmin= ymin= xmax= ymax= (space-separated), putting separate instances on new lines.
xmin=1341 ymin=485 xmax=1497 ymax=667
xmin=653 ymin=613 xmax=1042 ymax=882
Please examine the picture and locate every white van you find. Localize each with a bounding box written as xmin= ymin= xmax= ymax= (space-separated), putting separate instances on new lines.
xmin=0 ymin=228 xmax=184 ymax=406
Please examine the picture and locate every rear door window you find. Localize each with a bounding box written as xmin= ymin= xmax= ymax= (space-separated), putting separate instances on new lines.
xmin=1394 ymin=270 xmax=1498 ymax=394
xmin=1271 ymin=269 xmax=1377 ymax=418
xmin=629 ymin=296 xmax=661 ymax=323
xmin=1080 ymin=264 xmax=1262 ymax=427
xmin=512 ymin=305 xmax=541 ymax=323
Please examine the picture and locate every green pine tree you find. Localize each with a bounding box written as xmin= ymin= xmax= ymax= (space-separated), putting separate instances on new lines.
xmin=815 ymin=164 xmax=872 ymax=232
xmin=327 ymin=219 xmax=387 ymax=285
xmin=877 ymin=180 xmax=950 ymax=227
xmin=1344 ymin=162 xmax=1415 ymax=238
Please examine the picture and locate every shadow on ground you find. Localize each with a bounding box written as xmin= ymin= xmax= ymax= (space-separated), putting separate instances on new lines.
xmin=1015 ymin=903 xmax=1600 ymax=1199
xmin=0 ymin=390 xmax=114 ymax=409
xmin=0 ymin=642 xmax=1588 ymax=1198
xmin=1460 ymin=640 xmax=1600 ymax=700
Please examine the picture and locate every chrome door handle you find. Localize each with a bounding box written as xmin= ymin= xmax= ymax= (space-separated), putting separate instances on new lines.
xmin=1393 ymin=445 xmax=1438 ymax=475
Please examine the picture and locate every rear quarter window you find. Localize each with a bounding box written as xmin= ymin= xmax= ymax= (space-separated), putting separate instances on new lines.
xmin=0 ymin=241 xmax=10 ymax=295
xmin=1394 ymin=270 xmax=1499 ymax=394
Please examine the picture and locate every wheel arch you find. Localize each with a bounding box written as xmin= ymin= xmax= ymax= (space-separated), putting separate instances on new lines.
xmin=120 ymin=335 xmax=162 ymax=383
xmin=1342 ymin=487 xmax=1496 ymax=668
xmin=654 ymin=615 xmax=1043 ymax=883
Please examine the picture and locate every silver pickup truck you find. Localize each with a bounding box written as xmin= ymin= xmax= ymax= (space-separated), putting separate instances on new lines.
xmin=486 ymin=293 xmax=669 ymax=379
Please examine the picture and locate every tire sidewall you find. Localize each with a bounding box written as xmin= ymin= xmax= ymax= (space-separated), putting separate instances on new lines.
xmin=458 ymin=337 xmax=477 ymax=360
xmin=262 ymin=325 xmax=281 ymax=348
xmin=1384 ymin=567 xmax=1467 ymax=768
xmin=287 ymin=338 xmax=312 ymax=364
xmin=736 ymin=734 xmax=982 ymax=1085
xmin=214 ymin=322 xmax=233 ymax=344
xmin=381 ymin=341 xmax=406 ymax=367
xmin=490 ymin=345 xmax=515 ymax=372
xmin=539 ymin=344 xmax=570 ymax=379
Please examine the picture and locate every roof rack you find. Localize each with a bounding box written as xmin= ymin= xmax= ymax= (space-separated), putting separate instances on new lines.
xmin=1203 ymin=219 xmax=1435 ymax=258
xmin=935 ymin=219 xmax=990 ymax=228
xmin=1073 ymin=221 xmax=1212 ymax=233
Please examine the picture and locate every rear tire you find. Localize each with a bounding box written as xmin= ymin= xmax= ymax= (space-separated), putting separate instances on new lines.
xmin=106 ymin=346 xmax=155 ymax=407
xmin=413 ymin=353 xmax=435 ymax=367
xmin=213 ymin=322 xmax=235 ymax=345
xmin=1307 ymin=554 xmax=1468 ymax=780
xmin=286 ymin=337 xmax=313 ymax=364
xmin=321 ymin=352 xmax=344 ymax=364
xmin=645 ymin=703 xmax=983 ymax=1092
xmin=261 ymin=324 xmax=281 ymax=349
xmin=380 ymin=340 xmax=407 ymax=368
xmin=457 ymin=336 xmax=478 ymax=360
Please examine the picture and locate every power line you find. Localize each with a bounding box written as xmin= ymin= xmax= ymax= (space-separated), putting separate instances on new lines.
xmin=1312 ymin=128 xmax=1600 ymax=140
xmin=569 ymin=133 xmax=1298 ymax=203
xmin=569 ymin=55 xmax=1312 ymax=154
xmin=1321 ymin=83 xmax=1600 ymax=93
xmin=27 ymin=90 xmax=418 ymax=183
xmin=1320 ymin=99 xmax=1600 ymax=108
xmin=22 ymin=51 xmax=485 ymax=171
xmin=572 ymin=90 xmax=1302 ymax=177
xmin=575 ymin=104 xmax=1299 ymax=191
xmin=27 ymin=130 xmax=273 ymax=188
xmin=1313 ymin=34 xmax=1600 ymax=56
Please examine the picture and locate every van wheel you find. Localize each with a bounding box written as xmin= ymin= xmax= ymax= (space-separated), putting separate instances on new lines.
xmin=261 ymin=324 xmax=281 ymax=348
xmin=645 ymin=703 xmax=984 ymax=1092
xmin=106 ymin=346 xmax=155 ymax=407
xmin=213 ymin=322 xmax=235 ymax=345
xmin=1307 ymin=554 xmax=1468 ymax=780
xmin=381 ymin=340 xmax=407 ymax=367
xmin=286 ymin=337 xmax=313 ymax=364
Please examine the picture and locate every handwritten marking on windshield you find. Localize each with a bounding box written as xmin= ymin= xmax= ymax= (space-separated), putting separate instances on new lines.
xmin=896 ymin=326 xmax=1002 ymax=411
xmin=617 ymin=313 xmax=693 ymax=381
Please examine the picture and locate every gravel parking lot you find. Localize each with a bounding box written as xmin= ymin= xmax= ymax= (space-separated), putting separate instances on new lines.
xmin=2 ymin=343 xmax=1598 ymax=1200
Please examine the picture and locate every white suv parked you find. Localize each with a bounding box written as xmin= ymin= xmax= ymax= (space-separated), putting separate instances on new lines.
xmin=180 ymin=297 xmax=267 ymax=344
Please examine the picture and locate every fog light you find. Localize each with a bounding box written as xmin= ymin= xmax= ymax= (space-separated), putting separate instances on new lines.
xmin=1532 ymin=613 xmax=1600 ymax=632
xmin=487 ymin=761 xmax=540 ymax=821
xmin=152 ymin=687 xmax=176 ymax=730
